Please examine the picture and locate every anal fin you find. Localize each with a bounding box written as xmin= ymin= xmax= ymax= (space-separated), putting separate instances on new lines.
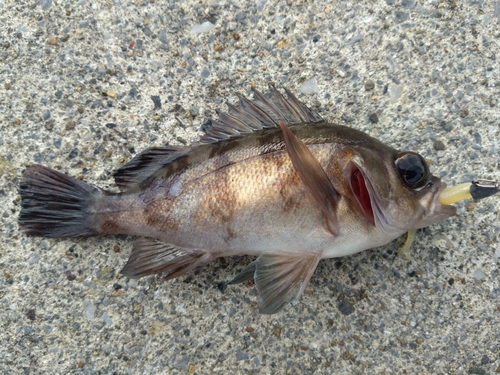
xmin=121 ymin=238 xmax=212 ymax=280
xmin=254 ymin=252 xmax=321 ymax=314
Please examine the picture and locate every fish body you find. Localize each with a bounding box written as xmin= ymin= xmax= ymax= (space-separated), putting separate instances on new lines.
xmin=19 ymin=86 xmax=456 ymax=313
xmin=93 ymin=125 xmax=437 ymax=257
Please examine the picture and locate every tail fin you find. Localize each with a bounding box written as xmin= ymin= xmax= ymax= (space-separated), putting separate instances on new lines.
xmin=19 ymin=165 xmax=103 ymax=237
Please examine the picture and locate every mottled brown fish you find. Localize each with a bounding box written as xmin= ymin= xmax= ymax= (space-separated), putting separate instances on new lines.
xmin=19 ymin=86 xmax=456 ymax=314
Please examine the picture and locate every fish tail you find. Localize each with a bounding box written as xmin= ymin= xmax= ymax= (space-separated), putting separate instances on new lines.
xmin=18 ymin=165 xmax=104 ymax=237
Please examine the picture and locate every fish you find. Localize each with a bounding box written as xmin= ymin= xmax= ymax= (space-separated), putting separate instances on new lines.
xmin=18 ymin=85 xmax=457 ymax=314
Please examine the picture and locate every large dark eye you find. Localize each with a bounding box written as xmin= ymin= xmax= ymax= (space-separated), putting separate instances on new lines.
xmin=395 ymin=152 xmax=430 ymax=190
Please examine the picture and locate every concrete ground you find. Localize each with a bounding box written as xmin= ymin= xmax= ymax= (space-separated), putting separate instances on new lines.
xmin=1 ymin=0 xmax=499 ymax=374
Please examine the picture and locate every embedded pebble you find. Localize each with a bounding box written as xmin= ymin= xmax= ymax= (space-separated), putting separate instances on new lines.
xmin=257 ymin=0 xmax=267 ymax=11
xmin=102 ymin=312 xmax=113 ymax=325
xmin=28 ymin=252 xmax=40 ymax=265
xmin=190 ymin=106 xmax=199 ymax=117
xmin=175 ymin=304 xmax=187 ymax=315
xmin=369 ymin=113 xmax=378 ymax=123
xmin=388 ymin=84 xmax=403 ymax=103
xmin=442 ymin=122 xmax=454 ymax=132
xmin=401 ymin=0 xmax=415 ymax=9
xmin=337 ymin=301 xmax=355 ymax=315
xmin=173 ymin=356 xmax=190 ymax=370
xmin=189 ymin=22 xmax=215 ymax=34
xmin=236 ymin=350 xmax=249 ymax=361
xmin=364 ymin=79 xmax=375 ymax=91
xmin=201 ymin=67 xmax=211 ymax=79
xmin=395 ymin=11 xmax=409 ymax=23
xmin=473 ymin=269 xmax=486 ymax=280
xmin=158 ymin=29 xmax=168 ymax=44
xmin=433 ymin=140 xmax=446 ymax=151
xmin=298 ymin=78 xmax=319 ymax=95
xmin=346 ymin=34 xmax=363 ymax=45
xmin=495 ymin=2 xmax=500 ymax=19
xmin=235 ymin=12 xmax=247 ymax=22
xmin=83 ymin=300 xmax=96 ymax=320
xmin=40 ymin=0 xmax=52 ymax=10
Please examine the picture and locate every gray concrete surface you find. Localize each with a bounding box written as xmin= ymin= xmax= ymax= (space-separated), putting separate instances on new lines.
xmin=1 ymin=0 xmax=500 ymax=374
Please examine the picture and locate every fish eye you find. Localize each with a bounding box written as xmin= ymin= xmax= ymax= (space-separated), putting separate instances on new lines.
xmin=395 ymin=152 xmax=430 ymax=190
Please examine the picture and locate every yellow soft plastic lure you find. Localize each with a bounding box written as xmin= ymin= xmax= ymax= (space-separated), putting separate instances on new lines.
xmin=400 ymin=179 xmax=499 ymax=258
xmin=439 ymin=179 xmax=499 ymax=205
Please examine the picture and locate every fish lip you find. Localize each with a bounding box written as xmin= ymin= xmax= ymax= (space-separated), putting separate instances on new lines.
xmin=430 ymin=180 xmax=457 ymax=219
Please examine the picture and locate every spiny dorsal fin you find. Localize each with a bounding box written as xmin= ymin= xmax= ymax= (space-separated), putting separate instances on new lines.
xmin=200 ymin=84 xmax=324 ymax=143
xmin=113 ymin=146 xmax=188 ymax=190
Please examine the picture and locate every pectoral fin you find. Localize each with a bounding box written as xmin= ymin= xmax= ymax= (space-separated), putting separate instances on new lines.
xmin=254 ymin=252 xmax=321 ymax=314
xmin=279 ymin=121 xmax=340 ymax=236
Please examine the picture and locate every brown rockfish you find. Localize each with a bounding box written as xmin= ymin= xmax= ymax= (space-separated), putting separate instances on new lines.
xmin=19 ymin=86 xmax=456 ymax=314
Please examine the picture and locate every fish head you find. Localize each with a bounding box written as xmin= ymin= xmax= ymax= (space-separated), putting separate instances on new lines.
xmin=346 ymin=146 xmax=456 ymax=236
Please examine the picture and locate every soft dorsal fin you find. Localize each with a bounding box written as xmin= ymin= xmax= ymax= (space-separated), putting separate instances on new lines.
xmin=113 ymin=146 xmax=188 ymax=190
xmin=114 ymin=85 xmax=324 ymax=188
xmin=200 ymin=84 xmax=324 ymax=143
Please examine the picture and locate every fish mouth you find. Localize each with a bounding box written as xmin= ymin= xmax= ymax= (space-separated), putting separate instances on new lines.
xmin=425 ymin=180 xmax=457 ymax=225
xmin=349 ymin=163 xmax=375 ymax=225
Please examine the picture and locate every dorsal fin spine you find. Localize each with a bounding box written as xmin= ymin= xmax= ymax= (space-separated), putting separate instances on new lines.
xmin=251 ymin=88 xmax=288 ymax=124
xmin=268 ymin=85 xmax=303 ymax=123
xmin=236 ymin=93 xmax=277 ymax=128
